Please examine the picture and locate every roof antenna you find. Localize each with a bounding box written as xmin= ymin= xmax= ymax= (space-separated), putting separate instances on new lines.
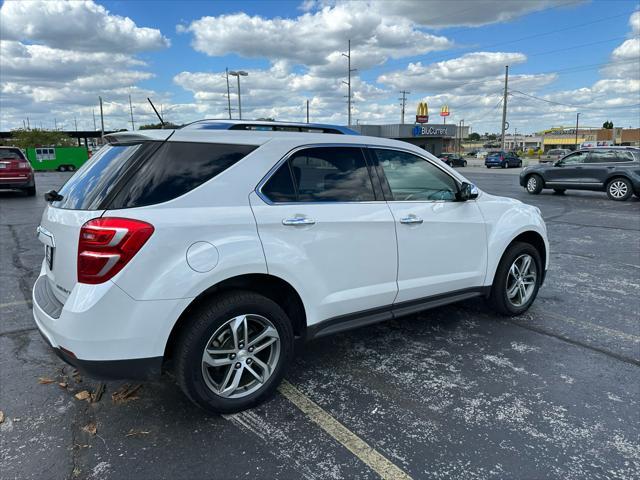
xmin=147 ymin=97 xmax=165 ymax=128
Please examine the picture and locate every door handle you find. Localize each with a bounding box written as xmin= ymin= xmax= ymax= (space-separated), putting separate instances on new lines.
xmin=282 ymin=216 xmax=315 ymax=226
xmin=400 ymin=214 xmax=423 ymax=225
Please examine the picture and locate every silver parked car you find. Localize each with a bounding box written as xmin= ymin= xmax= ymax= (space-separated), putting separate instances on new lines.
xmin=541 ymin=148 xmax=571 ymax=163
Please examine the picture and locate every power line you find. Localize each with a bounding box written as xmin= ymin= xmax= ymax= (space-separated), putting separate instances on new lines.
xmin=509 ymin=89 xmax=640 ymax=111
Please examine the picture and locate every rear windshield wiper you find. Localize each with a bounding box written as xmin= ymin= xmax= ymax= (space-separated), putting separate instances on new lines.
xmin=44 ymin=190 xmax=64 ymax=202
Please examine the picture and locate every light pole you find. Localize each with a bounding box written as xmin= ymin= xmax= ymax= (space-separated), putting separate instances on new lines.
xmin=229 ymin=70 xmax=248 ymax=120
xmin=575 ymin=113 xmax=580 ymax=150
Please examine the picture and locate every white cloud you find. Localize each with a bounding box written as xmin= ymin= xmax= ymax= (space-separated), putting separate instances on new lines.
xmin=179 ymin=4 xmax=452 ymax=75
xmin=0 ymin=0 xmax=169 ymax=53
xmin=0 ymin=0 xmax=171 ymax=131
xmin=377 ymin=52 xmax=528 ymax=92
xmin=630 ymin=10 xmax=640 ymax=34
xmin=377 ymin=0 xmax=575 ymax=28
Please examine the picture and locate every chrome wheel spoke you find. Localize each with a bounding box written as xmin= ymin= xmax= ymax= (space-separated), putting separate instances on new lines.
xmin=219 ymin=366 xmax=243 ymax=397
xmin=203 ymin=352 xmax=234 ymax=368
xmin=521 ymin=256 xmax=532 ymax=275
xmin=251 ymin=356 xmax=271 ymax=376
xmin=245 ymin=364 xmax=264 ymax=383
xmin=507 ymin=282 xmax=519 ymax=299
xmin=248 ymin=326 xmax=278 ymax=350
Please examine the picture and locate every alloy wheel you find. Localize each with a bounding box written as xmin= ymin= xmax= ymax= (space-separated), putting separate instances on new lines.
xmin=201 ymin=314 xmax=280 ymax=399
xmin=526 ymin=177 xmax=537 ymax=192
xmin=609 ymin=181 xmax=628 ymax=199
xmin=506 ymin=254 xmax=537 ymax=307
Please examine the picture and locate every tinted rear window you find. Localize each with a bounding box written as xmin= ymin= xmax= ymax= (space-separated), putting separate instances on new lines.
xmin=108 ymin=142 xmax=256 ymax=209
xmin=53 ymin=142 xmax=256 ymax=210
xmin=0 ymin=148 xmax=25 ymax=160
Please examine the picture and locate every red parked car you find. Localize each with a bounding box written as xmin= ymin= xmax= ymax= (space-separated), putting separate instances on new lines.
xmin=0 ymin=146 xmax=36 ymax=196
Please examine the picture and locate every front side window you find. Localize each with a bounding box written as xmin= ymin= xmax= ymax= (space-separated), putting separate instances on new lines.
xmin=372 ymin=149 xmax=458 ymax=201
xmin=559 ymin=151 xmax=586 ymax=165
xmin=261 ymin=147 xmax=375 ymax=202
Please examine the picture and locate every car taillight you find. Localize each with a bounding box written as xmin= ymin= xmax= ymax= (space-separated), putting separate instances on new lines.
xmin=18 ymin=161 xmax=31 ymax=169
xmin=500 ymin=155 xmax=504 ymax=160
xmin=78 ymin=217 xmax=154 ymax=284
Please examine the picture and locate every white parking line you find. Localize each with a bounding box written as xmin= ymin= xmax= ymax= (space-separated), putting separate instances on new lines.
xmin=278 ymin=380 xmax=413 ymax=480
xmin=0 ymin=299 xmax=31 ymax=309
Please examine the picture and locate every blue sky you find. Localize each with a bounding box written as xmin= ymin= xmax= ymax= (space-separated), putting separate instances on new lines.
xmin=1 ymin=0 xmax=639 ymax=133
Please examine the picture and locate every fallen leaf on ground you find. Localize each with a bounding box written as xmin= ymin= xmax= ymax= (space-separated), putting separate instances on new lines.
xmin=0 ymin=411 xmax=4 ymax=424
xmin=73 ymin=444 xmax=90 ymax=449
xmin=91 ymin=383 xmax=106 ymax=403
xmin=82 ymin=422 xmax=97 ymax=436
xmin=58 ymin=382 xmax=68 ymax=389
xmin=74 ymin=390 xmax=91 ymax=401
xmin=112 ymin=384 xmax=142 ymax=404
xmin=125 ymin=429 xmax=150 ymax=437
xmin=38 ymin=377 xmax=55 ymax=384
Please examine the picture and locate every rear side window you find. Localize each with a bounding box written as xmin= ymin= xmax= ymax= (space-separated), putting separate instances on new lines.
xmin=108 ymin=142 xmax=256 ymax=209
xmin=54 ymin=142 xmax=256 ymax=210
xmin=261 ymin=147 xmax=375 ymax=202
xmin=588 ymin=150 xmax=635 ymax=163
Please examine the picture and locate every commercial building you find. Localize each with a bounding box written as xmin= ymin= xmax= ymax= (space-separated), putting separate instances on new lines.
xmin=503 ymin=134 xmax=542 ymax=151
xmin=353 ymin=123 xmax=469 ymax=156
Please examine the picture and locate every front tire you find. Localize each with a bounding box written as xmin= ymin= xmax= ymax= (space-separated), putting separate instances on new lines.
xmin=489 ymin=242 xmax=542 ymax=316
xmin=606 ymin=178 xmax=632 ymax=201
xmin=525 ymin=174 xmax=543 ymax=194
xmin=501 ymin=161 xmax=507 ymax=169
xmin=463 ymin=160 xmax=467 ymax=167
xmin=174 ymin=291 xmax=294 ymax=414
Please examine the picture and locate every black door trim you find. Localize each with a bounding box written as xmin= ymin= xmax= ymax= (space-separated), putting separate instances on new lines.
xmin=307 ymin=286 xmax=490 ymax=339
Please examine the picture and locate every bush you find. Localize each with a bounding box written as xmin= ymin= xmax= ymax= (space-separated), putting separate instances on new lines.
xmin=8 ymin=129 xmax=74 ymax=150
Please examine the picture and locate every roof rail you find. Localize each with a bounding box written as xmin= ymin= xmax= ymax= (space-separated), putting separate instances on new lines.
xmin=181 ymin=119 xmax=360 ymax=135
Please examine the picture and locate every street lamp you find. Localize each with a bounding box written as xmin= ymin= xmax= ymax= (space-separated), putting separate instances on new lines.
xmin=229 ymin=70 xmax=248 ymax=120
xmin=575 ymin=112 xmax=580 ymax=150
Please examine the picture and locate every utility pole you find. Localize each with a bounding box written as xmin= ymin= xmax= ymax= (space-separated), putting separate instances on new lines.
xmin=500 ymin=65 xmax=509 ymax=151
xmin=74 ymin=116 xmax=78 ymax=132
xmin=54 ymin=118 xmax=58 ymax=130
xmin=27 ymin=117 xmax=30 ymax=130
xmin=514 ymin=127 xmax=518 ymax=151
xmin=575 ymin=113 xmax=580 ymax=149
xmin=306 ymin=100 xmax=310 ymax=123
xmin=225 ymin=68 xmax=232 ymax=119
xmin=129 ymin=94 xmax=135 ymax=131
xmin=399 ymin=90 xmax=410 ymax=124
xmin=342 ymin=39 xmax=356 ymax=126
xmin=99 ymin=96 xmax=105 ymax=140
xmin=92 ymin=109 xmax=96 ymax=131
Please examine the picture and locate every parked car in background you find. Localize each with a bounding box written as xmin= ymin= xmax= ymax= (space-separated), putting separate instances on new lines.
xmin=439 ymin=153 xmax=467 ymax=167
xmin=476 ymin=150 xmax=488 ymax=159
xmin=32 ymin=124 xmax=548 ymax=413
xmin=485 ymin=151 xmax=523 ymax=168
xmin=520 ymin=147 xmax=640 ymax=201
xmin=540 ymin=148 xmax=571 ymax=164
xmin=0 ymin=146 xmax=36 ymax=196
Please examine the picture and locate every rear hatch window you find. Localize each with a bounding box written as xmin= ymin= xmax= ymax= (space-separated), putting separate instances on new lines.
xmin=53 ymin=141 xmax=257 ymax=210
xmin=0 ymin=147 xmax=25 ymax=160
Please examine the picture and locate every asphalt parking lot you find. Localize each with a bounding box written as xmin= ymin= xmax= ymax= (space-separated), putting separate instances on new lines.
xmin=1 ymin=170 xmax=639 ymax=480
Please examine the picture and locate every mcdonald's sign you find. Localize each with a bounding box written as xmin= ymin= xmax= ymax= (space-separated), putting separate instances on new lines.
xmin=416 ymin=102 xmax=429 ymax=123
xmin=440 ymin=105 xmax=450 ymax=117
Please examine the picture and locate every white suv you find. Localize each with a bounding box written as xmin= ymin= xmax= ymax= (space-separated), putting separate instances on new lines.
xmin=33 ymin=123 xmax=548 ymax=413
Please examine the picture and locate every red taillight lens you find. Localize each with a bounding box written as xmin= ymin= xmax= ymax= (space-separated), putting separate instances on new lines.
xmin=500 ymin=155 xmax=504 ymax=160
xmin=18 ymin=161 xmax=31 ymax=169
xmin=78 ymin=218 xmax=154 ymax=284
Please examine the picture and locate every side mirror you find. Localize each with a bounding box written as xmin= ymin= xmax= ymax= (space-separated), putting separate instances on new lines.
xmin=456 ymin=182 xmax=479 ymax=201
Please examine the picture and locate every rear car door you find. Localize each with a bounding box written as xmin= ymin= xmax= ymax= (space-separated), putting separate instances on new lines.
xmin=370 ymin=147 xmax=487 ymax=304
xmin=585 ymin=149 xmax=634 ymax=186
xmin=250 ymin=146 xmax=398 ymax=326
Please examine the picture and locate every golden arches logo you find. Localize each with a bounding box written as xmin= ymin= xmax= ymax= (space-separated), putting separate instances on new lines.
xmin=440 ymin=105 xmax=450 ymax=116
xmin=416 ymin=102 xmax=429 ymax=123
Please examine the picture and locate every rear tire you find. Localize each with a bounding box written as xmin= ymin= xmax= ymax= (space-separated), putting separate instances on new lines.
xmin=58 ymin=165 xmax=66 ymax=172
xmin=67 ymin=165 xmax=76 ymax=172
xmin=25 ymin=186 xmax=36 ymax=197
xmin=488 ymin=242 xmax=542 ymax=316
xmin=606 ymin=177 xmax=632 ymax=201
xmin=501 ymin=161 xmax=507 ymax=169
xmin=525 ymin=174 xmax=543 ymax=194
xmin=463 ymin=161 xmax=467 ymax=167
xmin=174 ymin=291 xmax=294 ymax=414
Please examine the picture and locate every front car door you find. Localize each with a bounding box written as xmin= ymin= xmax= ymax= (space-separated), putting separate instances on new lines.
xmin=250 ymin=146 xmax=398 ymax=327
xmin=370 ymin=147 xmax=487 ymax=305
xmin=545 ymin=150 xmax=588 ymax=186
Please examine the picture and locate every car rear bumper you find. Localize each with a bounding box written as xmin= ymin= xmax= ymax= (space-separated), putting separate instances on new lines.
xmin=0 ymin=173 xmax=34 ymax=189
xmin=31 ymin=267 xmax=191 ymax=380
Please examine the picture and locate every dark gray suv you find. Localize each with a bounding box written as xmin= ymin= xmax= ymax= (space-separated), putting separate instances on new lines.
xmin=520 ymin=147 xmax=640 ymax=201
